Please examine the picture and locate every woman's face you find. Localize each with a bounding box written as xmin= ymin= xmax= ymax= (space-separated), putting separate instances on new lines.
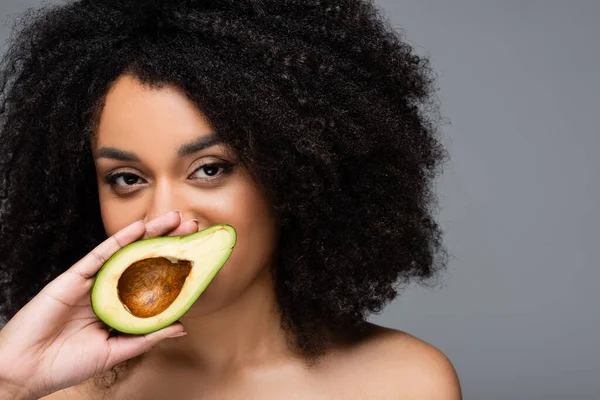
xmin=92 ymin=74 xmax=278 ymax=316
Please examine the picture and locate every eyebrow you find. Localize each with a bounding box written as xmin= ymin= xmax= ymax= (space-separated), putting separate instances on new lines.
xmin=177 ymin=133 xmax=222 ymax=157
xmin=95 ymin=133 xmax=222 ymax=161
xmin=95 ymin=147 xmax=140 ymax=162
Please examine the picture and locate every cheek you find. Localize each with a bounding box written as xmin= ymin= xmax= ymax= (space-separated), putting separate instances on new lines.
xmin=193 ymin=182 xmax=279 ymax=303
xmin=98 ymin=190 xmax=146 ymax=237
xmin=226 ymin=193 xmax=278 ymax=267
xmin=201 ymin=182 xmax=278 ymax=266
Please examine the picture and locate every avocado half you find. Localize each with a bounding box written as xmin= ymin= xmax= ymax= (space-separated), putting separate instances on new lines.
xmin=91 ymin=224 xmax=236 ymax=335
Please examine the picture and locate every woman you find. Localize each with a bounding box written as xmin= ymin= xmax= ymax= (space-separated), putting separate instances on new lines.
xmin=0 ymin=0 xmax=461 ymax=398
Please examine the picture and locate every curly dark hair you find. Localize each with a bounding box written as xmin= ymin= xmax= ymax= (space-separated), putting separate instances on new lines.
xmin=0 ymin=0 xmax=449 ymax=359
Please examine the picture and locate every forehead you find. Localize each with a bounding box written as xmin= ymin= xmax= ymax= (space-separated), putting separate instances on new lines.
xmin=94 ymin=75 xmax=215 ymax=150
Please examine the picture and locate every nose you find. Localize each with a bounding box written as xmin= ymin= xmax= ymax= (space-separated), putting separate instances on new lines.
xmin=143 ymin=178 xmax=185 ymax=223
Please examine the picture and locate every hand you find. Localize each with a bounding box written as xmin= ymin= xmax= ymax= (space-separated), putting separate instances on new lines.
xmin=0 ymin=211 xmax=199 ymax=400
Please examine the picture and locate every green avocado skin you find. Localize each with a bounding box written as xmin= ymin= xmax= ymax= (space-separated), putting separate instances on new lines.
xmin=90 ymin=224 xmax=236 ymax=335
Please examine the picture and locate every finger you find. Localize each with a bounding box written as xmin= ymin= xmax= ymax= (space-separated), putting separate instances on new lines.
xmin=69 ymin=220 xmax=146 ymax=279
xmin=71 ymin=211 xmax=182 ymax=279
xmin=104 ymin=323 xmax=186 ymax=369
xmin=142 ymin=211 xmax=183 ymax=239
xmin=166 ymin=220 xmax=199 ymax=237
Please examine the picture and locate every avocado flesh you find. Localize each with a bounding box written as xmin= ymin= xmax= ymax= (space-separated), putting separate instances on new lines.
xmin=91 ymin=224 xmax=236 ymax=335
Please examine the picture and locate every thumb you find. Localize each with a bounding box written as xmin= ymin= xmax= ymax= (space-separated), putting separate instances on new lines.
xmin=104 ymin=323 xmax=186 ymax=369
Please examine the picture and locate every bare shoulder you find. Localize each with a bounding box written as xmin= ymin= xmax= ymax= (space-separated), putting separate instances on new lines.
xmin=331 ymin=322 xmax=462 ymax=400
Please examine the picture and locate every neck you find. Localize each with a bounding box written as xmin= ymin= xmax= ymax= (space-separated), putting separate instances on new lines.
xmin=152 ymin=269 xmax=295 ymax=373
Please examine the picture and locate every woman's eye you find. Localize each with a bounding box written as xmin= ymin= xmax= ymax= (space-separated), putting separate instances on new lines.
xmin=105 ymin=173 xmax=144 ymax=187
xmin=191 ymin=163 xmax=230 ymax=179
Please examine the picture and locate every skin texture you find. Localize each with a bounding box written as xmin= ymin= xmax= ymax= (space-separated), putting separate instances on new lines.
xmin=37 ymin=75 xmax=460 ymax=399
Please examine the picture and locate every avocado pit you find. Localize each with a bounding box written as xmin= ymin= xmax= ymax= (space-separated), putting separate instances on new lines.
xmin=117 ymin=257 xmax=192 ymax=318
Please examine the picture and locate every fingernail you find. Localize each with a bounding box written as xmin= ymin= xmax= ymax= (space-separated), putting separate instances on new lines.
xmin=168 ymin=331 xmax=187 ymax=339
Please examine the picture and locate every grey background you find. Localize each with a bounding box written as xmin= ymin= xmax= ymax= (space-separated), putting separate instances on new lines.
xmin=1 ymin=1 xmax=598 ymax=399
